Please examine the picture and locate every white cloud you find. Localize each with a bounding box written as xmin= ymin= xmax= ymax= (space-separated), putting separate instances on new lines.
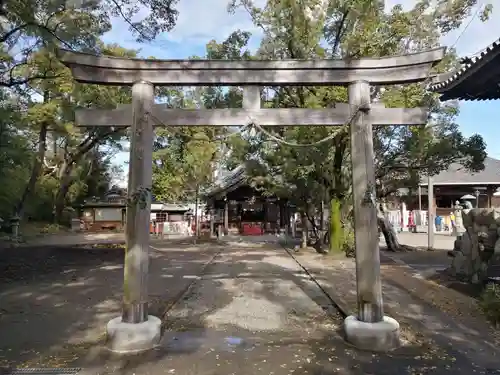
xmin=163 ymin=0 xmax=264 ymax=44
xmin=105 ymin=0 xmax=499 ymax=58
xmin=103 ymin=0 xmax=266 ymax=56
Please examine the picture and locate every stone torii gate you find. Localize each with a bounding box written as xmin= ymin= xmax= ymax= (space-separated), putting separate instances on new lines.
xmin=57 ymin=48 xmax=444 ymax=353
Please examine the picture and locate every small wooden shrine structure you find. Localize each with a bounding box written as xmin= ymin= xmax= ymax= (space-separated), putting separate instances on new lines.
xmin=80 ymin=187 xmax=191 ymax=232
xmin=204 ymin=165 xmax=291 ymax=235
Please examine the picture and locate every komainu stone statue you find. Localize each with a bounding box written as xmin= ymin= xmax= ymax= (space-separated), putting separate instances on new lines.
xmin=449 ymin=208 xmax=500 ymax=284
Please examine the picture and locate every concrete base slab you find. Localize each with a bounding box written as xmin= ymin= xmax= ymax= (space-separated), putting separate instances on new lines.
xmin=344 ymin=315 xmax=400 ymax=352
xmin=106 ymin=315 xmax=162 ymax=354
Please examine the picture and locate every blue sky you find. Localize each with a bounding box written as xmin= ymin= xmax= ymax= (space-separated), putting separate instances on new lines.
xmin=101 ymin=0 xmax=500 ymax=186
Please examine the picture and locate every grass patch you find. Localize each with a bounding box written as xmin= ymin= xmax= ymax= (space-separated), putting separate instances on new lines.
xmin=478 ymin=283 xmax=500 ymax=327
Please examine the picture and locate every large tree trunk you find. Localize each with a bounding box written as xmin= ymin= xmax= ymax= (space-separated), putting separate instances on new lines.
xmin=306 ymin=212 xmax=319 ymax=238
xmin=377 ymin=206 xmax=401 ymax=252
xmin=15 ymin=122 xmax=48 ymax=219
xmin=53 ymin=131 xmax=120 ymax=224
xmin=307 ymin=210 xmax=329 ymax=254
xmin=15 ymin=90 xmax=51 ymax=219
xmin=53 ymin=160 xmax=73 ymax=224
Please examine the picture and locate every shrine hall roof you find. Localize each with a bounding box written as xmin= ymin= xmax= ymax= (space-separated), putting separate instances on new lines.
xmin=204 ymin=166 xmax=246 ymax=197
xmin=419 ymin=157 xmax=500 ymax=186
xmin=430 ymin=38 xmax=500 ymax=101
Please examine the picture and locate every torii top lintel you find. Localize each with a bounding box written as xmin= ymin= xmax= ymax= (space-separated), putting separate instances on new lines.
xmin=56 ymin=48 xmax=445 ymax=86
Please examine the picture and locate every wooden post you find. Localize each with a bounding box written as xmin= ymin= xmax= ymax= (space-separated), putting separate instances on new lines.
xmin=348 ymin=80 xmax=384 ymax=323
xmin=319 ymin=199 xmax=325 ymax=245
xmin=320 ymin=199 xmax=325 ymax=231
xmin=427 ymin=175 xmax=434 ymax=250
xmin=243 ymin=86 xmax=261 ymax=111
xmin=279 ymin=200 xmax=286 ymax=234
xmin=122 ymin=81 xmax=154 ymax=324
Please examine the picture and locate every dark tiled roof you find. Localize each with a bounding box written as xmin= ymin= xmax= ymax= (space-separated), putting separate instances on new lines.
xmin=206 ymin=157 xmax=500 ymax=192
xmin=150 ymin=203 xmax=190 ymax=212
xmin=82 ymin=201 xmax=125 ymax=207
xmin=420 ymin=157 xmax=500 ymax=185
xmin=430 ymin=38 xmax=500 ymax=101
xmin=204 ymin=166 xmax=246 ymax=197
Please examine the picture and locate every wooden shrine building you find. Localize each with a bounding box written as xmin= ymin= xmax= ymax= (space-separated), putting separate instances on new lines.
xmin=431 ymin=37 xmax=500 ymax=100
xmin=79 ymin=187 xmax=191 ymax=232
xmin=203 ymin=165 xmax=291 ymax=235
xmin=430 ymin=38 xmax=500 ymax=205
xmin=431 ymin=36 xmax=500 ymax=285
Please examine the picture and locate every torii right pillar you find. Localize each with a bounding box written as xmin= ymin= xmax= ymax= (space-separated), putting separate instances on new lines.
xmin=344 ymin=80 xmax=400 ymax=351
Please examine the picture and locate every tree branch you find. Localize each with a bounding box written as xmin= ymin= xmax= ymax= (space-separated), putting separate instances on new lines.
xmin=109 ymin=0 xmax=150 ymax=41
xmin=331 ymin=9 xmax=350 ymax=56
xmin=0 ymin=23 xmax=29 ymax=43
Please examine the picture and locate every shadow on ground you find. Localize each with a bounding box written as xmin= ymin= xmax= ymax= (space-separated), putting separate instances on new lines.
xmin=426 ymin=269 xmax=485 ymax=297
xmin=288 ymin=247 xmax=500 ymax=372
xmin=83 ymin=245 xmax=500 ymax=374
xmin=0 ymin=239 xmax=221 ymax=368
xmin=0 ymin=239 xmax=499 ymax=374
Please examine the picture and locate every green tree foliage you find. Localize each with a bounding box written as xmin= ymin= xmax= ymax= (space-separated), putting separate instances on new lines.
xmin=223 ymin=0 xmax=490 ymax=251
xmin=8 ymin=43 xmax=136 ymax=224
xmin=150 ymin=32 xmax=253 ymax=203
xmin=1 ymin=0 xmax=179 ymax=87
xmin=152 ymin=88 xmax=223 ymax=203
xmin=0 ymin=0 xmax=493 ymax=240
xmin=0 ymin=0 xmax=162 ymax=227
xmin=1 ymin=21 xmax=137 ymax=227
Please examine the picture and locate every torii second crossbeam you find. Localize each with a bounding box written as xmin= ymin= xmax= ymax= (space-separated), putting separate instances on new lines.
xmin=75 ymin=104 xmax=428 ymax=127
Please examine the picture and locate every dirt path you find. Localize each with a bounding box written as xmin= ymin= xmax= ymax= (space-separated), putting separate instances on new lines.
xmin=0 ymin=239 xmax=221 ymax=368
xmin=388 ymin=232 xmax=456 ymax=250
xmin=2 ymin=238 xmax=499 ymax=374
xmin=288 ymin=248 xmax=500 ymax=373
xmin=84 ymin=242 xmax=500 ymax=375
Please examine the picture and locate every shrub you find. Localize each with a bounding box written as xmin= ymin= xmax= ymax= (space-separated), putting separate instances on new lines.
xmin=342 ymin=226 xmax=356 ymax=258
xmin=40 ymin=223 xmax=63 ymax=234
xmin=479 ymin=282 xmax=500 ymax=327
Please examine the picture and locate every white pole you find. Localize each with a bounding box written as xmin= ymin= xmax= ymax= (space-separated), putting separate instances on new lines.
xmin=418 ymin=185 xmax=422 ymax=211
xmin=427 ymin=175 xmax=434 ymax=250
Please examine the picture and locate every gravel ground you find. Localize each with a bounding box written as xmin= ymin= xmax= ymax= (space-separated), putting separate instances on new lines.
xmin=0 ymin=239 xmax=221 ymax=368
xmin=96 ymin=245 xmax=343 ymax=375
xmin=3 ymin=236 xmax=498 ymax=374
xmin=93 ymin=242 xmax=500 ymax=375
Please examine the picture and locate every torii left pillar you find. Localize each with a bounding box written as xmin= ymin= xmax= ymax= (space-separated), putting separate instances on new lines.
xmin=106 ymin=81 xmax=162 ymax=353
